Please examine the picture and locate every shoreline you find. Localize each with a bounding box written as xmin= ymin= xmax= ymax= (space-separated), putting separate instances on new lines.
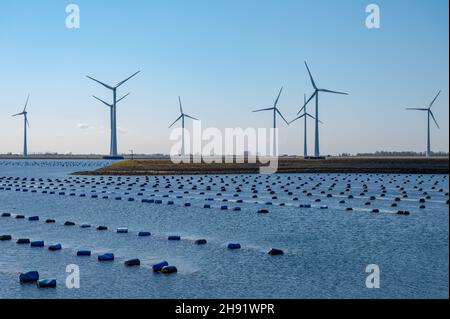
xmin=73 ymin=157 xmax=450 ymax=176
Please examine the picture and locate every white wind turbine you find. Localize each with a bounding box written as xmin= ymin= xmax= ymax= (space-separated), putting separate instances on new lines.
xmin=12 ymin=94 xmax=31 ymax=157
xmin=406 ymin=90 xmax=441 ymax=157
xmin=169 ymin=96 xmax=199 ymax=156
xmin=87 ymin=71 xmax=140 ymax=158
xmin=302 ymin=62 xmax=348 ymax=158
xmin=253 ymin=87 xmax=290 ymax=156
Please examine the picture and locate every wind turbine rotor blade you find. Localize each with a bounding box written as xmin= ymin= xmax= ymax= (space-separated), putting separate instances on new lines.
xmin=304 ymin=62 xmax=317 ymax=90
xmin=406 ymin=108 xmax=428 ymax=111
xmin=178 ymin=96 xmax=183 ymax=114
xmin=117 ymin=93 xmax=130 ymax=103
xmin=298 ymin=92 xmax=316 ymax=115
xmin=168 ymin=115 xmax=183 ymax=128
xmin=253 ymin=107 xmax=274 ymax=113
xmin=297 ymin=104 xmax=306 ymax=116
xmin=276 ymin=108 xmax=290 ymax=125
xmin=92 ymin=95 xmax=112 ymax=107
xmin=86 ymin=76 xmax=114 ymax=90
xmin=274 ymin=87 xmax=284 ymax=108
xmin=429 ymin=90 xmax=442 ymax=108
xmin=297 ymin=106 xmax=305 ymax=115
xmin=26 ymin=119 xmax=30 ymax=128
xmin=319 ymin=89 xmax=348 ymax=95
xmin=299 ymin=111 xmax=321 ymax=123
xmin=23 ymin=94 xmax=30 ymax=112
xmin=430 ymin=111 xmax=440 ymax=129
xmin=289 ymin=114 xmax=306 ymax=124
xmin=184 ymin=114 xmax=199 ymax=121
xmin=12 ymin=112 xmax=24 ymax=117
xmin=116 ymin=71 xmax=141 ymax=88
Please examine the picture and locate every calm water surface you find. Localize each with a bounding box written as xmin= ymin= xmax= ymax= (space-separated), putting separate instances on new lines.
xmin=0 ymin=160 xmax=448 ymax=299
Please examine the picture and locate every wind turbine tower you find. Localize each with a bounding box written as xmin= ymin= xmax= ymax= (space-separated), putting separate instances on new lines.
xmin=289 ymin=94 xmax=318 ymax=158
xmin=92 ymin=93 xmax=130 ymax=156
xmin=12 ymin=94 xmax=31 ymax=157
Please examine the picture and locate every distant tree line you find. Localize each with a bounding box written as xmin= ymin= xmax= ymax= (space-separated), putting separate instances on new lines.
xmin=340 ymin=151 xmax=449 ymax=157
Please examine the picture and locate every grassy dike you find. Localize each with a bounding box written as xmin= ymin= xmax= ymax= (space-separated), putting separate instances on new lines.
xmin=74 ymin=157 xmax=449 ymax=175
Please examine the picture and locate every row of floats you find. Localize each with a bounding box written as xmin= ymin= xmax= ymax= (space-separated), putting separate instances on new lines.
xmin=0 ymin=212 xmax=285 ymax=289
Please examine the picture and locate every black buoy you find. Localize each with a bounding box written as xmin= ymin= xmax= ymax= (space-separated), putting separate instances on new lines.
xmin=98 ymin=253 xmax=114 ymax=261
xmin=268 ymin=248 xmax=284 ymax=256
xmin=138 ymin=231 xmax=151 ymax=237
xmin=37 ymin=279 xmax=57 ymax=288
xmin=77 ymin=250 xmax=91 ymax=256
xmin=125 ymin=259 xmax=141 ymax=267
xmin=194 ymin=239 xmax=207 ymax=245
xmin=161 ymin=266 xmax=178 ymax=274
xmin=227 ymin=243 xmax=241 ymax=250
xmin=48 ymin=244 xmax=62 ymax=251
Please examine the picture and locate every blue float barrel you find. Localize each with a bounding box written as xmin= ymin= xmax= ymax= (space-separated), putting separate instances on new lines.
xmin=19 ymin=271 xmax=39 ymax=283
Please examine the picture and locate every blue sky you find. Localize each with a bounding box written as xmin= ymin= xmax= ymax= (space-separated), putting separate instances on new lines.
xmin=0 ymin=0 xmax=448 ymax=155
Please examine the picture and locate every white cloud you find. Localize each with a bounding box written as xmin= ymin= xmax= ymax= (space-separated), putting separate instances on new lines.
xmin=77 ymin=123 xmax=90 ymax=130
